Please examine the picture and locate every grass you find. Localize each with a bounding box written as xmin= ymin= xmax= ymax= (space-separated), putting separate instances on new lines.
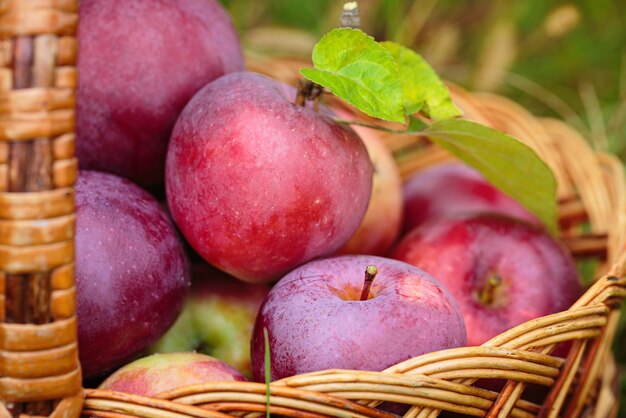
xmin=264 ymin=327 xmax=271 ymax=418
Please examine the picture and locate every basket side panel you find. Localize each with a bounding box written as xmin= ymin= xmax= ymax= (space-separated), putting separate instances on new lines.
xmin=0 ymin=1 xmax=82 ymax=417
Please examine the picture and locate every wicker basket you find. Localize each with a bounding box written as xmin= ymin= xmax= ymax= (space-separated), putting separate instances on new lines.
xmin=1 ymin=2 xmax=625 ymax=418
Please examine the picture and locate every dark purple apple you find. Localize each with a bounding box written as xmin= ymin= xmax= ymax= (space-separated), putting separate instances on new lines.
xmin=166 ymin=72 xmax=373 ymax=283
xmin=75 ymin=171 xmax=190 ymax=378
xmin=250 ymin=255 xmax=467 ymax=382
xmin=77 ymin=0 xmax=244 ymax=189
xmin=403 ymin=163 xmax=541 ymax=233
xmin=392 ymin=213 xmax=582 ymax=346
xmin=99 ymin=352 xmax=246 ymax=397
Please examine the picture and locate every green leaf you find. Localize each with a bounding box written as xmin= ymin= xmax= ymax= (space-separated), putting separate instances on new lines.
xmin=300 ymin=28 xmax=405 ymax=123
xmin=424 ymin=119 xmax=558 ymax=233
xmin=407 ymin=115 xmax=429 ymax=132
xmin=264 ymin=327 xmax=271 ymax=418
xmin=382 ymin=41 xmax=461 ymax=120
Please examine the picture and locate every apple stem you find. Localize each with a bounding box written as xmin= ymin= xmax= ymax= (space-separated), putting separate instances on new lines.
xmin=341 ymin=2 xmax=361 ymax=29
xmin=295 ymin=79 xmax=323 ymax=111
xmin=478 ymin=274 xmax=502 ymax=306
xmin=294 ymin=2 xmax=361 ymax=110
xmin=359 ymin=265 xmax=378 ymax=301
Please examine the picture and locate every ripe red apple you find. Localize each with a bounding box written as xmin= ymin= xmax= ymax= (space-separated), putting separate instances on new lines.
xmin=403 ymin=163 xmax=541 ymax=233
xmin=166 ymin=73 xmax=373 ymax=283
xmin=99 ymin=352 xmax=246 ymax=397
xmin=149 ymin=264 xmax=270 ymax=377
xmin=250 ymin=255 xmax=467 ymax=382
xmin=334 ymin=108 xmax=403 ymax=256
xmin=77 ymin=0 xmax=244 ymax=189
xmin=75 ymin=171 xmax=190 ymax=378
xmin=392 ymin=214 xmax=582 ymax=346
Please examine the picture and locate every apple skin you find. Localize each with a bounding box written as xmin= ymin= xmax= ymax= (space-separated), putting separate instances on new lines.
xmin=75 ymin=171 xmax=191 ymax=378
xmin=166 ymin=72 xmax=373 ymax=283
xmin=250 ymin=255 xmax=467 ymax=382
xmin=403 ymin=163 xmax=541 ymax=233
xmin=77 ymin=0 xmax=244 ymax=189
xmin=99 ymin=352 xmax=246 ymax=397
xmin=149 ymin=264 xmax=270 ymax=378
xmin=334 ymin=109 xmax=403 ymax=256
xmin=391 ymin=213 xmax=582 ymax=346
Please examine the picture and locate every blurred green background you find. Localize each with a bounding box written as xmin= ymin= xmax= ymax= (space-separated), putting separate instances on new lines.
xmin=222 ymin=0 xmax=626 ymax=413
xmin=223 ymin=0 xmax=626 ymax=160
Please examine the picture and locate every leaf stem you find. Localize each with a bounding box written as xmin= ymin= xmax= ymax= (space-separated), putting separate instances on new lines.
xmin=332 ymin=117 xmax=428 ymax=135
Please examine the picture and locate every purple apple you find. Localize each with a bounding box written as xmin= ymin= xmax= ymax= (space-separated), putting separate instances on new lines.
xmin=392 ymin=213 xmax=582 ymax=346
xmin=99 ymin=352 xmax=246 ymax=397
xmin=403 ymin=163 xmax=541 ymax=233
xmin=75 ymin=171 xmax=190 ymax=378
xmin=77 ymin=0 xmax=244 ymax=189
xmin=149 ymin=264 xmax=270 ymax=377
xmin=166 ymin=72 xmax=373 ymax=283
xmin=250 ymin=255 xmax=467 ymax=382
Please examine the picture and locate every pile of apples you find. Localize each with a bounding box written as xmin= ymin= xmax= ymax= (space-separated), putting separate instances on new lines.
xmin=75 ymin=0 xmax=583 ymax=398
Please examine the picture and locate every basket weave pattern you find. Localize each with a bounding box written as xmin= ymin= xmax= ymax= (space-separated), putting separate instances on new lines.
xmin=84 ymin=59 xmax=626 ymax=418
xmin=0 ymin=1 xmax=82 ymax=417
xmin=1 ymin=3 xmax=625 ymax=418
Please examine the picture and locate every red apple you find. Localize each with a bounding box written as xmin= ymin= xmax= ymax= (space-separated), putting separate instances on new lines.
xmin=403 ymin=163 xmax=541 ymax=233
xmin=75 ymin=171 xmax=190 ymax=378
xmin=149 ymin=264 xmax=270 ymax=377
xmin=334 ymin=108 xmax=403 ymax=256
xmin=166 ymin=72 xmax=373 ymax=283
xmin=392 ymin=213 xmax=582 ymax=346
xmin=250 ymin=255 xmax=467 ymax=382
xmin=77 ymin=0 xmax=244 ymax=189
xmin=99 ymin=352 xmax=246 ymax=397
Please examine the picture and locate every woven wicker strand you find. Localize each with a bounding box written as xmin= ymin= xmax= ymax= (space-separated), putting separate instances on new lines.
xmin=0 ymin=1 xmax=81 ymax=418
xmin=75 ymin=56 xmax=626 ymax=418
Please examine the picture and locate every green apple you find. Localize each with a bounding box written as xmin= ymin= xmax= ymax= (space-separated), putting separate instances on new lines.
xmin=149 ymin=264 xmax=270 ymax=377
